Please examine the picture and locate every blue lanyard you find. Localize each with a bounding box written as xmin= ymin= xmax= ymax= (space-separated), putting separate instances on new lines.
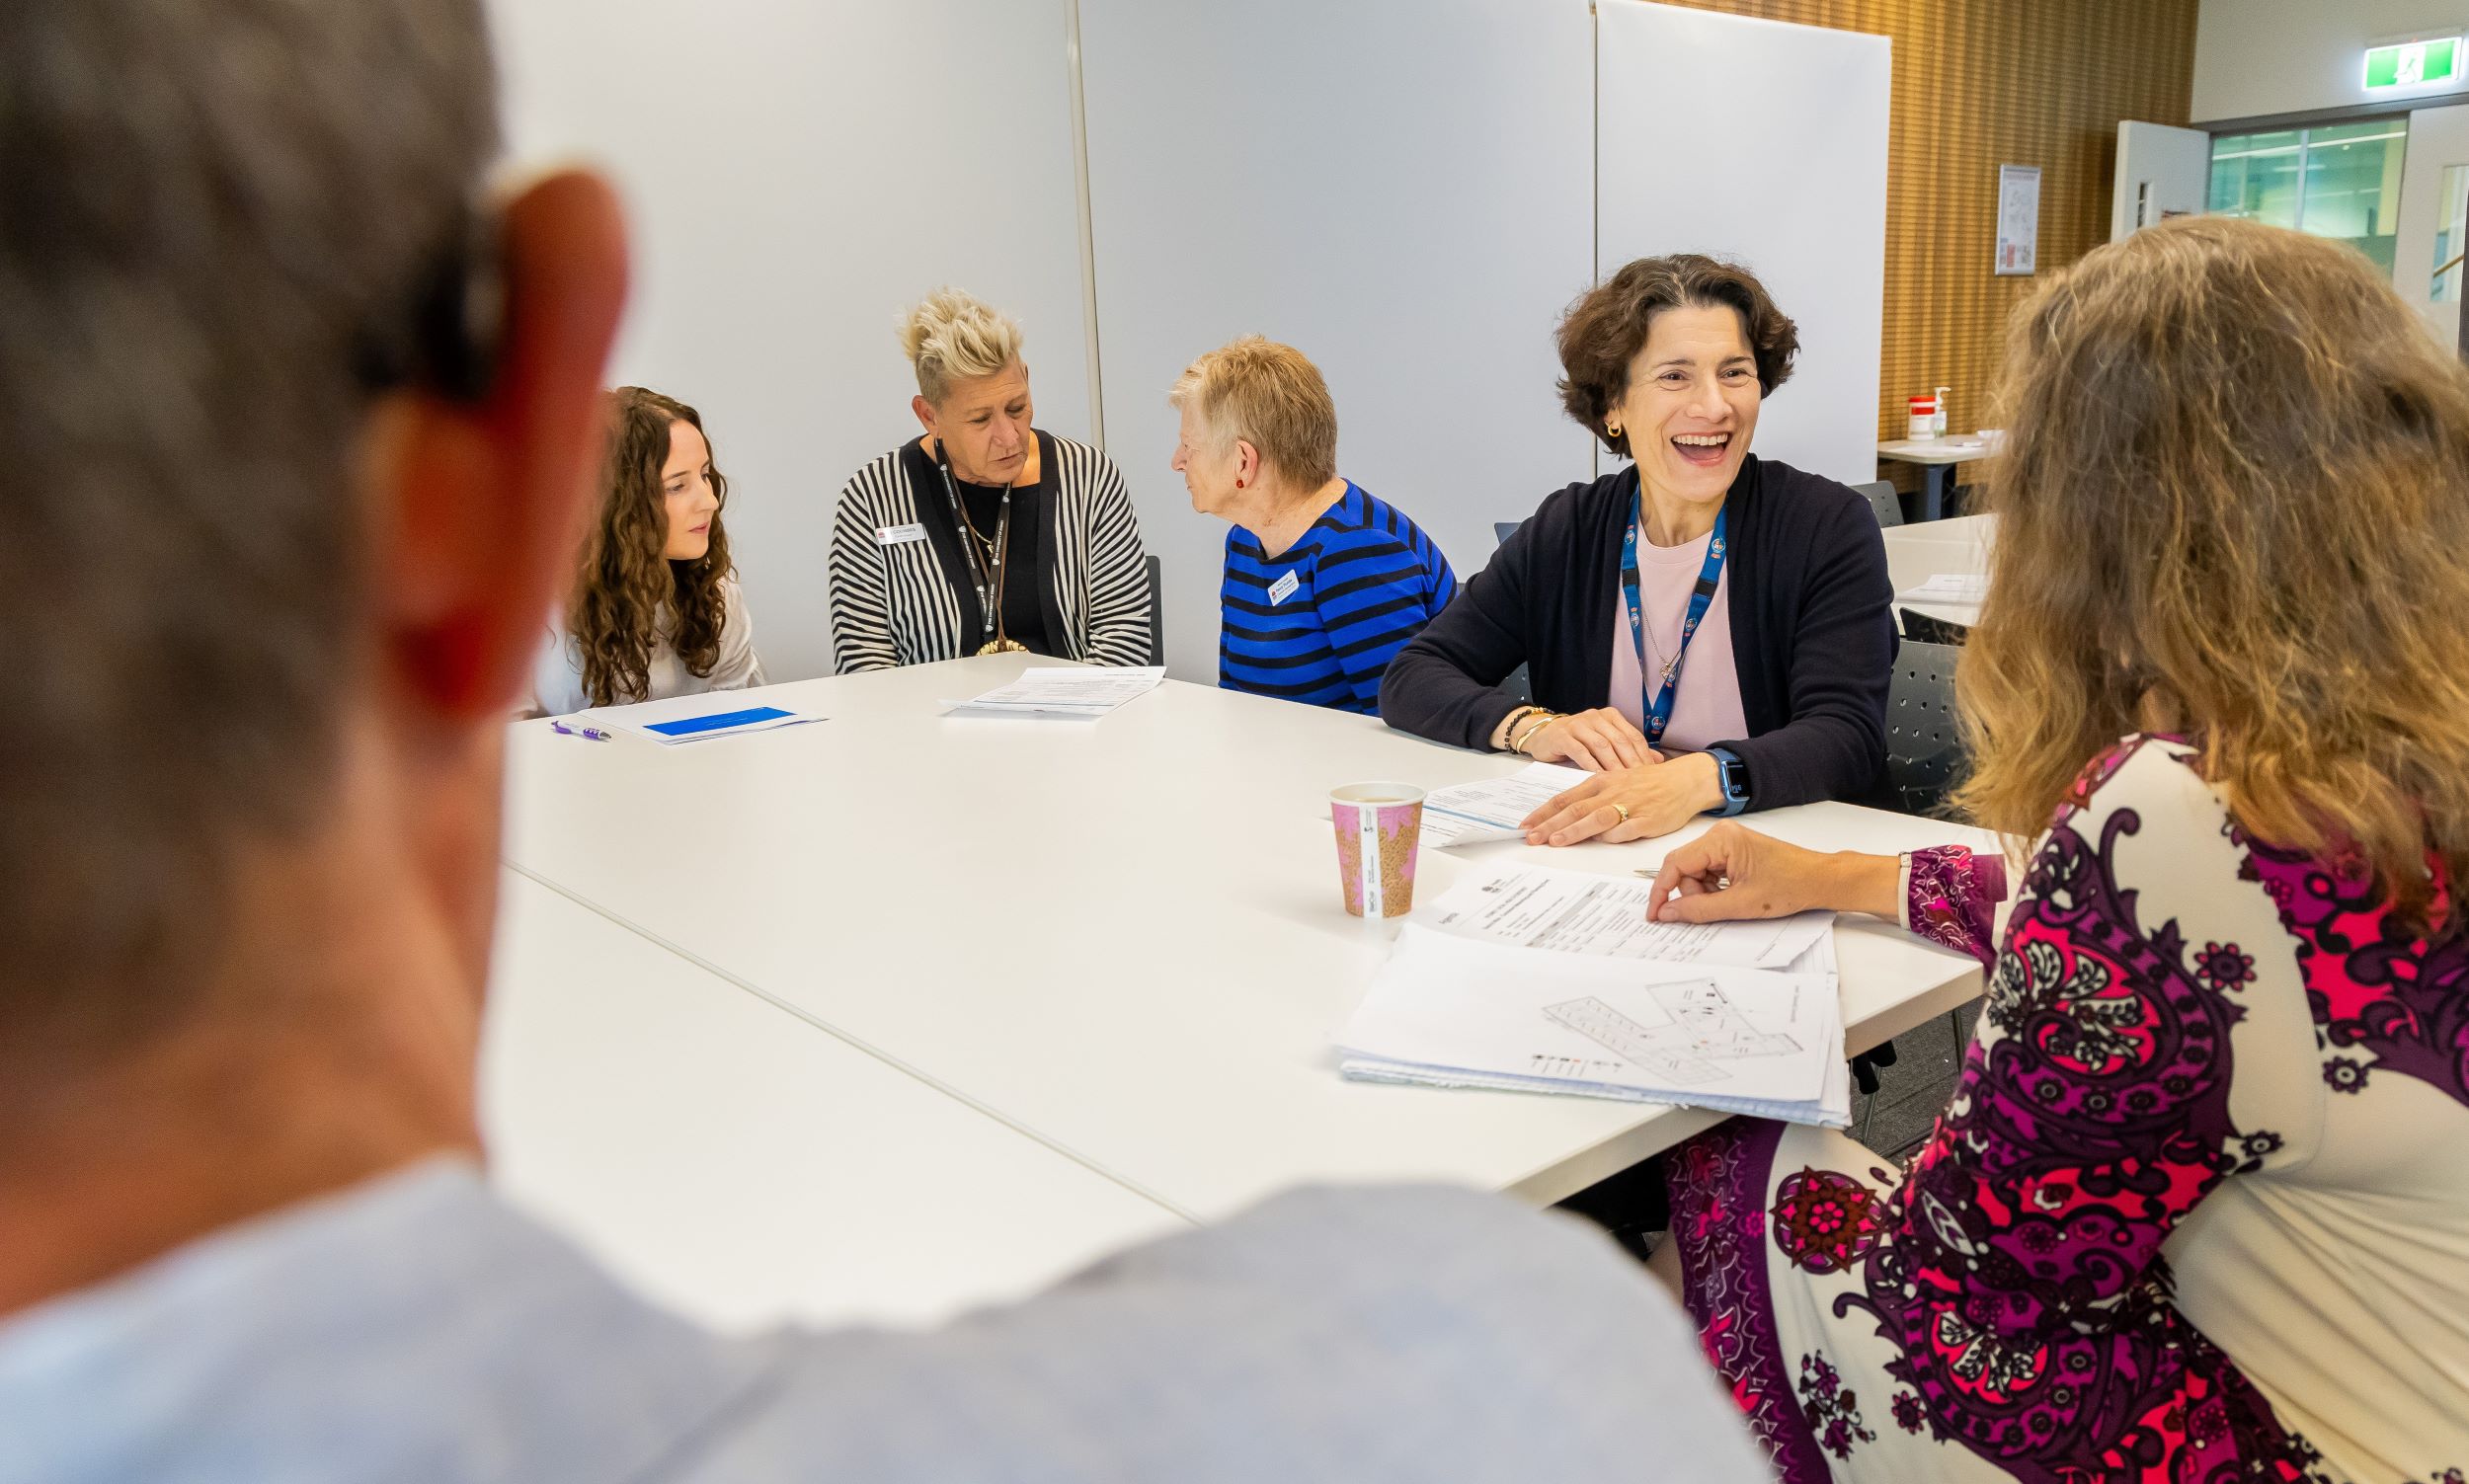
xmin=1621 ymin=491 xmax=1728 ymax=746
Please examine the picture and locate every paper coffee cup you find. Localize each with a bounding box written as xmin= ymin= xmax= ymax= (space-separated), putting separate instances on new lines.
xmin=1329 ymin=782 xmax=1426 ymax=919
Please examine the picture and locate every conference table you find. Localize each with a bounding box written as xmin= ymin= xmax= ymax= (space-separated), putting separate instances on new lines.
xmin=489 ymin=657 xmax=1997 ymax=1327
xmin=481 ymin=869 xmax=1183 ymax=1333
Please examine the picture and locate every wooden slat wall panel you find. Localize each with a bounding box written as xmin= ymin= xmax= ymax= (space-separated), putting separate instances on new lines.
xmin=1639 ymin=0 xmax=2198 ymax=475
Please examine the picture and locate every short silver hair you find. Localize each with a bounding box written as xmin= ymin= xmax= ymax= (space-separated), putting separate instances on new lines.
xmin=899 ymin=287 xmax=1024 ymax=406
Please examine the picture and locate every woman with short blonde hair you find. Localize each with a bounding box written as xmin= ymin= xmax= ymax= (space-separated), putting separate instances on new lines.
xmin=1171 ymin=336 xmax=1455 ymax=714
xmin=828 ymin=288 xmax=1151 ymax=670
xmin=1635 ymin=217 xmax=2469 ymax=1479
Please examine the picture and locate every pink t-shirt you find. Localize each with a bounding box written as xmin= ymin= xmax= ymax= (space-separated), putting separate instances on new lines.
xmin=1606 ymin=524 xmax=1749 ymax=752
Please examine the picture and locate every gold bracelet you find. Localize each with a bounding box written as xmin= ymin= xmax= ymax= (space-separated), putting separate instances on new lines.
xmin=1498 ymin=705 xmax=1539 ymax=748
xmin=1510 ymin=711 xmax=1560 ymax=754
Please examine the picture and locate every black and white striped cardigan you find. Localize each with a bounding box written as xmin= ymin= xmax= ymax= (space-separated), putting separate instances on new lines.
xmin=828 ymin=431 xmax=1152 ymax=672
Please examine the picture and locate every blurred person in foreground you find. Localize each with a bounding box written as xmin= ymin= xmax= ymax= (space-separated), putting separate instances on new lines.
xmin=0 ymin=4 xmax=1763 ymax=1481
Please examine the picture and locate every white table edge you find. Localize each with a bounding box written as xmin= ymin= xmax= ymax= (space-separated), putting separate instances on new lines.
xmin=507 ymin=860 xmax=1211 ymax=1227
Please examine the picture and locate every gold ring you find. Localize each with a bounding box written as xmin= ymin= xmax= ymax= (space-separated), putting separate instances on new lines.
xmin=1612 ymin=803 xmax=1631 ymax=823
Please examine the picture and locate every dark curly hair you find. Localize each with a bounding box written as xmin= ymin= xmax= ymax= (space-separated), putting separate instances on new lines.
xmin=1555 ymin=255 xmax=1799 ymax=458
xmin=569 ymin=387 xmax=736 ymax=707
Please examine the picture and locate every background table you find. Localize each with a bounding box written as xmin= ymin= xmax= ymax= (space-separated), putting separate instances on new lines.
xmin=1883 ymin=512 xmax=1996 ymax=628
xmin=1877 ymin=435 xmax=1999 ymax=521
xmin=501 ymin=659 xmax=1995 ymax=1227
xmin=481 ymin=868 xmax=1184 ymax=1332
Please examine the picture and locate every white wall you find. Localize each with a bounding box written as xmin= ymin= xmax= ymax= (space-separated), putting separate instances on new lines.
xmin=1597 ymin=3 xmax=1889 ymax=489
xmin=1077 ymin=0 xmax=1597 ymax=681
xmin=2195 ymin=0 xmax=2469 ymax=122
xmin=487 ymin=0 xmax=1093 ymax=683
xmin=489 ymin=1 xmax=1892 ymax=686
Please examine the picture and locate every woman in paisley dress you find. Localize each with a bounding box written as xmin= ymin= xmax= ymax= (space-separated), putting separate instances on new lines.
xmin=1637 ymin=216 xmax=2469 ymax=1482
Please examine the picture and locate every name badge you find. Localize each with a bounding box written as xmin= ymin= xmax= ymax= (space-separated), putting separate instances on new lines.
xmin=876 ymin=522 xmax=927 ymax=546
xmin=1268 ymin=570 xmax=1301 ymax=606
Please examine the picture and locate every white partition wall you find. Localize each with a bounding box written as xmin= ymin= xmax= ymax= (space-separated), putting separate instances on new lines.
xmin=1597 ymin=3 xmax=1889 ymax=488
xmin=487 ymin=0 xmax=1093 ymax=682
xmin=1077 ymin=0 xmax=1598 ymax=681
xmin=2395 ymin=103 xmax=2469 ymax=353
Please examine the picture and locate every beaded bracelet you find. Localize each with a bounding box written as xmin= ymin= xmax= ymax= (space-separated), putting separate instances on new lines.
xmin=1509 ymin=710 xmax=1560 ymax=755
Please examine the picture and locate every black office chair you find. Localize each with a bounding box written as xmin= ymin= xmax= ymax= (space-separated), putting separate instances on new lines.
xmin=1852 ymin=479 xmax=1901 ymax=528
xmin=1883 ymin=640 xmax=1965 ymax=820
xmin=1144 ymin=553 xmax=1164 ymax=667
xmin=1897 ymin=606 xmax=1972 ymax=646
xmin=1856 ymin=639 xmax=1975 ymax=1129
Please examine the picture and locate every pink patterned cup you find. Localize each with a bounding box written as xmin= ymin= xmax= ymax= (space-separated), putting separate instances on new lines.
xmin=1329 ymin=782 xmax=1426 ymax=919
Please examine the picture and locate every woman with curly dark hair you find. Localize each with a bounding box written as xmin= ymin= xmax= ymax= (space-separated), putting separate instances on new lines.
xmin=1380 ymin=255 xmax=1894 ymax=843
xmin=532 ymin=387 xmax=765 ymax=714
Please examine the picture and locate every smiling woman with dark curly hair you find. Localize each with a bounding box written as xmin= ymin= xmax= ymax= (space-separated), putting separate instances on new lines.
xmin=532 ymin=386 xmax=765 ymax=714
xmin=1380 ymin=254 xmax=1895 ymax=847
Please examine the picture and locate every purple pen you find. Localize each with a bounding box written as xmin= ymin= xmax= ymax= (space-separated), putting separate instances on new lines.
xmin=549 ymin=720 xmax=615 ymax=742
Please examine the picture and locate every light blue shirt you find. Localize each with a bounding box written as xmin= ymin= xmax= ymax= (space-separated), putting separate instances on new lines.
xmin=0 ymin=1159 xmax=1764 ymax=1482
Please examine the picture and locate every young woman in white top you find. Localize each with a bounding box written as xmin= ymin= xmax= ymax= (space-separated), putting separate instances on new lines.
xmin=532 ymin=387 xmax=764 ymax=716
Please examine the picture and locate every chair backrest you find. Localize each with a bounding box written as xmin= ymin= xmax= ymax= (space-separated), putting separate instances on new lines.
xmin=1145 ymin=553 xmax=1164 ymax=668
xmin=1897 ymin=606 xmax=1971 ymax=647
xmin=1853 ymin=479 xmax=1901 ymax=528
xmin=1884 ymin=639 xmax=1965 ymax=819
xmin=1494 ymin=520 xmax=1521 ymax=546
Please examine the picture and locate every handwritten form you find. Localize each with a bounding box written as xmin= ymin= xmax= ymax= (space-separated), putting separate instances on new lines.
xmin=1425 ymin=862 xmax=1834 ymax=969
xmin=1336 ymin=926 xmax=1850 ymax=1126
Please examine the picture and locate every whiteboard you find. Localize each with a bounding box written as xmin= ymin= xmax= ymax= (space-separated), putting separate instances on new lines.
xmin=1597 ymin=3 xmax=1889 ymax=487
xmin=1078 ymin=0 xmax=1597 ymax=681
xmin=487 ymin=0 xmax=1093 ymax=682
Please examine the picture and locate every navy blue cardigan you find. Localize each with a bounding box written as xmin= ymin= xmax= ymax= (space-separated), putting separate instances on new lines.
xmin=1379 ymin=455 xmax=1894 ymax=812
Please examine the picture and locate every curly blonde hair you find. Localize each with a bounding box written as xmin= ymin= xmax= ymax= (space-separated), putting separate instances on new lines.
xmin=1955 ymin=216 xmax=2469 ymax=924
xmin=569 ymin=387 xmax=736 ymax=707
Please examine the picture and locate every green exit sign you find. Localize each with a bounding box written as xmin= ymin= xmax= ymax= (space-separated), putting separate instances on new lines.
xmin=2365 ymin=36 xmax=2463 ymax=91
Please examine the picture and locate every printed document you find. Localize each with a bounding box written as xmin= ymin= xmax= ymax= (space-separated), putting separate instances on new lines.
xmin=1426 ymin=862 xmax=1833 ymax=969
xmin=943 ymin=665 xmax=1165 ymax=718
xmin=1893 ymin=573 xmax=1991 ymax=607
xmin=581 ymin=692 xmax=824 ymax=745
xmin=1416 ymin=762 xmax=1593 ymax=848
xmin=1335 ymin=926 xmax=1847 ymax=1125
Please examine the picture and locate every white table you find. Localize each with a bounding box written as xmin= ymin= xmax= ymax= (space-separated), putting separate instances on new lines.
xmin=502 ymin=659 xmax=1994 ymax=1222
xmin=480 ymin=868 xmax=1185 ymax=1333
xmin=1877 ymin=434 xmax=1999 ymax=520
xmin=1883 ymin=512 xmax=1996 ymax=630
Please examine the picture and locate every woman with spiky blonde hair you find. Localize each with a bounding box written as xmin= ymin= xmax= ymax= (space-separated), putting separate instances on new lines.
xmin=828 ymin=287 xmax=1150 ymax=670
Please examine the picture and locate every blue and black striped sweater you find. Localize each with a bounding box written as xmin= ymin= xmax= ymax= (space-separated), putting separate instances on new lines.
xmin=1218 ymin=481 xmax=1455 ymax=715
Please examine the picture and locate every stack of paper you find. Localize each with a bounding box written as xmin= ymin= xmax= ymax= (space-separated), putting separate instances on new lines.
xmin=1893 ymin=572 xmax=1991 ymax=609
xmin=1334 ymin=864 xmax=1850 ymax=1128
xmin=942 ymin=666 xmax=1164 ymax=719
xmin=580 ymin=692 xmax=826 ymax=745
xmin=1416 ymin=762 xmax=1594 ymax=848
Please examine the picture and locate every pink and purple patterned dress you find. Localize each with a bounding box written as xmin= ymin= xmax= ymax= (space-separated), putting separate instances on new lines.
xmin=1666 ymin=736 xmax=2468 ymax=1481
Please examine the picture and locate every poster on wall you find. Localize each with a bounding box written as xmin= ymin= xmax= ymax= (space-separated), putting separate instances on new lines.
xmin=1996 ymin=164 xmax=2041 ymax=275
